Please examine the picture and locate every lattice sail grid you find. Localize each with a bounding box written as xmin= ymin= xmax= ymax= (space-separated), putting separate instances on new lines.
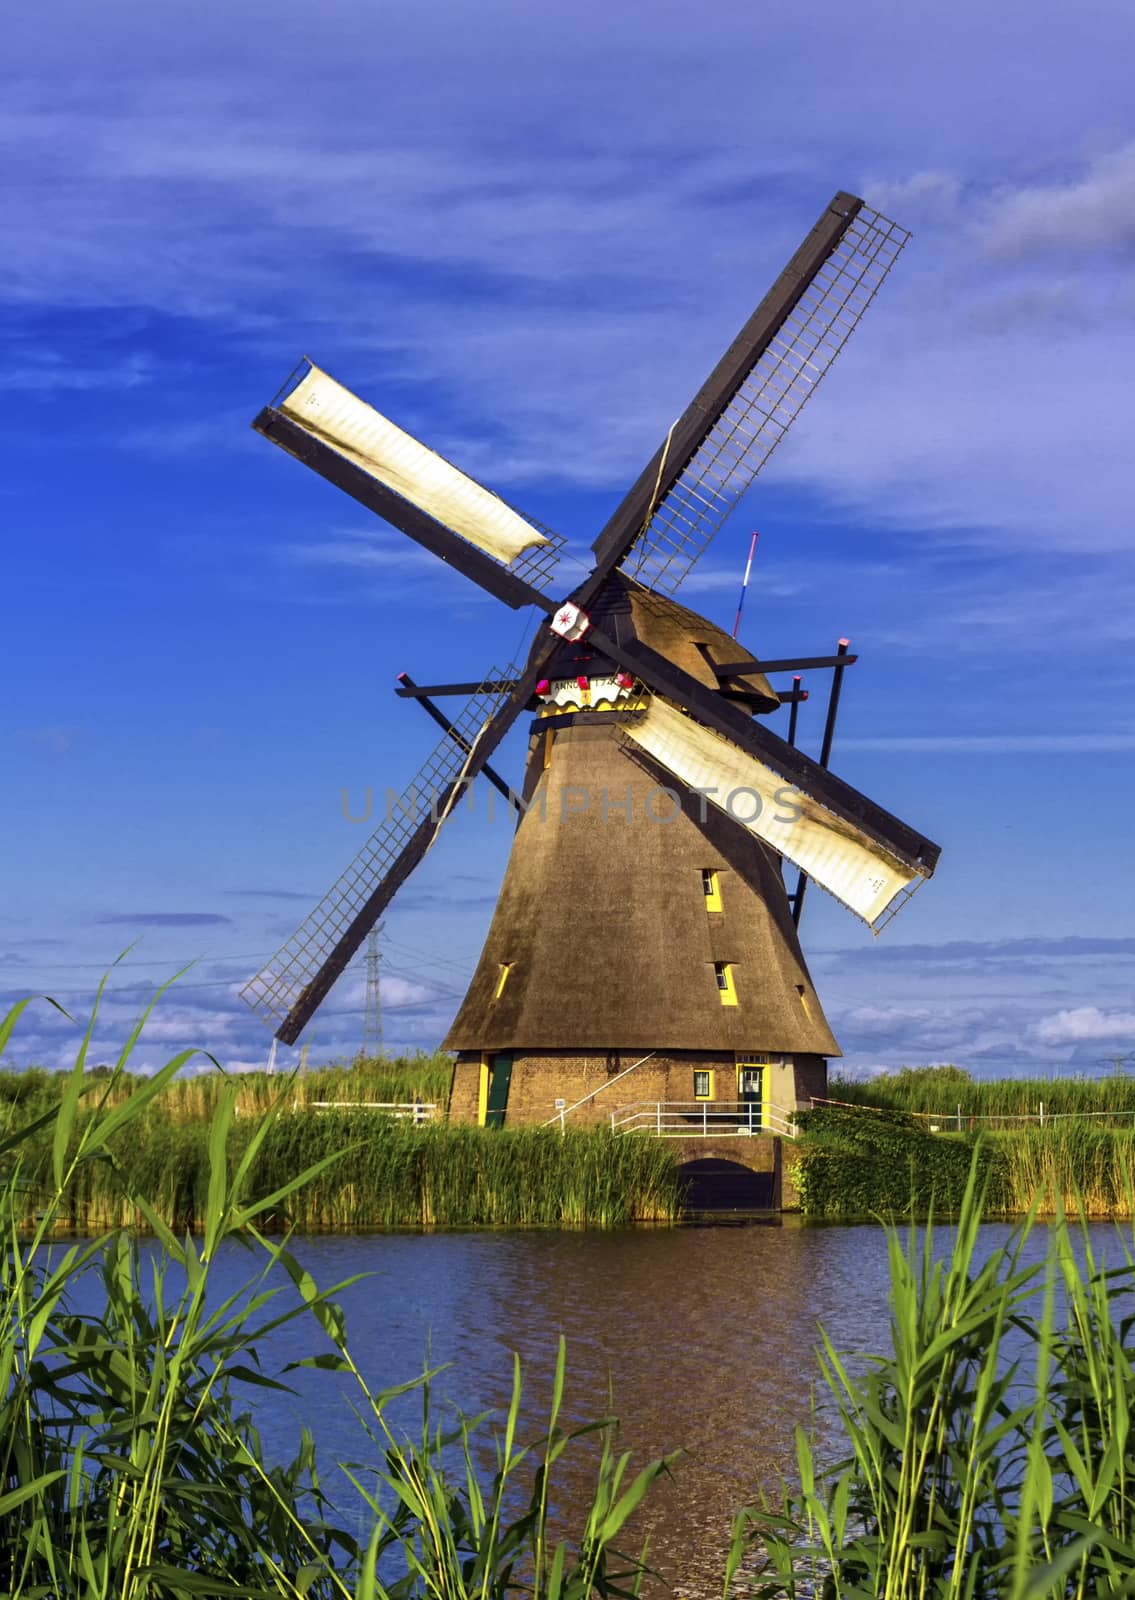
xmin=625 ymin=206 xmax=909 ymax=595
xmin=240 ymin=666 xmax=519 ymax=1036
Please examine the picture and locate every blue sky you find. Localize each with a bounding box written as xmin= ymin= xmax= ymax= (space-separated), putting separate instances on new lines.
xmin=4 ymin=0 xmax=1135 ymax=1079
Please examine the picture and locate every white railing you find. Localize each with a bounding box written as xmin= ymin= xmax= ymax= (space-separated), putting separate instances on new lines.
xmin=609 ymin=1101 xmax=798 ymax=1139
xmin=300 ymin=1100 xmax=439 ymax=1124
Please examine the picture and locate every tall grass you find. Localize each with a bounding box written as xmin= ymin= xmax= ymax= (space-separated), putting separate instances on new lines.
xmin=1 ymin=1040 xmax=682 ymax=1231
xmin=830 ymin=1063 xmax=1135 ymax=1122
xmin=12 ymin=1114 xmax=681 ymax=1232
xmin=729 ymin=1159 xmax=1135 ymax=1598
xmin=992 ymin=1124 xmax=1135 ymax=1218
xmin=0 ymin=984 xmax=668 ymax=1597
xmin=0 ymin=1052 xmax=455 ymax=1126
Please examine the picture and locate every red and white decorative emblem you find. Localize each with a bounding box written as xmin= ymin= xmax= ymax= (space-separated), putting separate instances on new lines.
xmin=550 ymin=602 xmax=590 ymax=641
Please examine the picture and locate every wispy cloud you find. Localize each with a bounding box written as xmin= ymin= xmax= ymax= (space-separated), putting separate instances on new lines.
xmin=5 ymin=33 xmax=1134 ymax=556
xmin=222 ymin=887 xmax=321 ymax=902
xmin=280 ymin=529 xmax=442 ymax=577
xmin=840 ymin=733 xmax=1135 ymax=754
xmin=93 ymin=912 xmax=234 ymax=928
xmin=821 ymin=936 xmax=1135 ymax=969
xmin=20 ymin=726 xmax=81 ymax=755
xmin=10 ymin=350 xmax=153 ymax=395
xmin=981 ymin=142 xmax=1135 ymax=261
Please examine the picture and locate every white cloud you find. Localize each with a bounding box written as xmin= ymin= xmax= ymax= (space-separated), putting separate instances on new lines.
xmin=1033 ymin=1007 xmax=1135 ymax=1045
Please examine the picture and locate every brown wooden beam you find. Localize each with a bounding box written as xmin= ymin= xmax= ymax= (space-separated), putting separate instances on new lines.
xmin=793 ymin=641 xmax=852 ymax=928
xmin=714 ymin=653 xmax=858 ymax=677
xmin=396 ymin=678 xmax=518 ymax=698
xmin=397 ymin=674 xmax=518 ymax=807
xmin=590 ymin=192 xmax=865 ymax=575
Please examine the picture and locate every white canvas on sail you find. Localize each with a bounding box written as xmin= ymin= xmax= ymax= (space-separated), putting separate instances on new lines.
xmin=623 ymin=698 xmax=921 ymax=926
xmin=279 ymin=364 xmax=549 ymax=566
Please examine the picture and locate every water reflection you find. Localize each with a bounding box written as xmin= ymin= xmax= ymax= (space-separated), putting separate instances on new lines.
xmin=244 ymin=1220 xmax=909 ymax=1591
xmin=101 ymin=1217 xmax=1125 ymax=1594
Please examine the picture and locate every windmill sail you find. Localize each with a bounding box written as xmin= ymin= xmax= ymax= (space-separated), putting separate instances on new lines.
xmin=591 ymin=196 xmax=909 ymax=597
xmin=620 ymin=697 xmax=926 ymax=927
xmin=277 ymin=364 xmax=548 ymax=565
xmin=241 ymin=667 xmax=520 ymax=1044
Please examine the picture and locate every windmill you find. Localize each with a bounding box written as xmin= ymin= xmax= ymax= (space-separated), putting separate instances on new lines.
xmin=240 ymin=191 xmax=941 ymax=1129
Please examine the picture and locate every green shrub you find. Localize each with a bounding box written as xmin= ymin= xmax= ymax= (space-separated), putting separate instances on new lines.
xmin=793 ymin=1104 xmax=1004 ymax=1217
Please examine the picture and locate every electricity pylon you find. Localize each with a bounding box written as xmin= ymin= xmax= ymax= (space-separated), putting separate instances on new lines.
xmin=363 ymin=922 xmax=385 ymax=1058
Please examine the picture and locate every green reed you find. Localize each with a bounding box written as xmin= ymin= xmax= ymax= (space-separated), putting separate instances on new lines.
xmin=0 ymin=1052 xmax=455 ymax=1128
xmin=830 ymin=1064 xmax=1135 ymax=1123
xmin=12 ymin=1111 xmax=680 ymax=1232
xmin=0 ymin=983 xmax=668 ymax=1598
xmin=728 ymin=1159 xmax=1135 ymax=1598
xmin=991 ymin=1124 xmax=1135 ymax=1218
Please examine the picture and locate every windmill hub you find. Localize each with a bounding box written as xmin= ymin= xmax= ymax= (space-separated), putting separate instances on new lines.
xmin=550 ymin=601 xmax=590 ymax=641
xmin=240 ymin=190 xmax=939 ymax=1140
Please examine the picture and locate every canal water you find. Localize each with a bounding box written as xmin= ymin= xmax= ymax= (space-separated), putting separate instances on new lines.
xmin=197 ymin=1215 xmax=1079 ymax=1594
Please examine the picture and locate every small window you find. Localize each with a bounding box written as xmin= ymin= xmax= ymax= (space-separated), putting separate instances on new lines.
xmin=693 ymin=1070 xmax=714 ymax=1100
xmin=494 ymin=963 xmax=511 ymax=999
xmin=796 ymin=983 xmax=812 ymax=1020
xmin=714 ymin=962 xmax=738 ymax=1006
xmin=701 ymin=868 xmax=722 ymax=912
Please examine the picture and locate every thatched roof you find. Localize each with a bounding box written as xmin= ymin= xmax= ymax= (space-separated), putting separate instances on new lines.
xmin=444 ymin=720 xmax=839 ymax=1056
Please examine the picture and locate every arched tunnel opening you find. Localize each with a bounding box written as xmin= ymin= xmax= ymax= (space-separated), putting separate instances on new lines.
xmin=678 ymin=1156 xmax=776 ymax=1212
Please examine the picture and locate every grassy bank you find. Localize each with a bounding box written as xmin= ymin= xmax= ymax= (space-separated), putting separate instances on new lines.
xmin=793 ymin=1103 xmax=1135 ymax=1218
